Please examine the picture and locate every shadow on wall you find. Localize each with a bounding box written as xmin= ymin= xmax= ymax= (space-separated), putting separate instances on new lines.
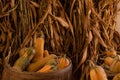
xmin=116 ymin=2 xmax=120 ymax=33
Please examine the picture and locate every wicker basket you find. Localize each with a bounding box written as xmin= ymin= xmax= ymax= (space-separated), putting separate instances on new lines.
xmin=2 ymin=56 xmax=72 ymax=80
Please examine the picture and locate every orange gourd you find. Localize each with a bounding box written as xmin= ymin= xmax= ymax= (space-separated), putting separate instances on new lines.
xmin=90 ymin=68 xmax=98 ymax=80
xmin=105 ymin=49 xmax=116 ymax=57
xmin=89 ymin=61 xmax=108 ymax=80
xmin=112 ymin=73 xmax=120 ymax=80
xmin=104 ymin=57 xmax=114 ymax=66
xmin=104 ymin=56 xmax=120 ymax=73
xmin=57 ymin=56 xmax=69 ymax=70
xmin=109 ymin=59 xmax=120 ymax=73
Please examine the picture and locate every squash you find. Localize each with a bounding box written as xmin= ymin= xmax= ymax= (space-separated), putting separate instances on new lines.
xmin=27 ymin=54 xmax=57 ymax=72
xmin=109 ymin=59 xmax=120 ymax=73
xmin=104 ymin=52 xmax=120 ymax=73
xmin=112 ymin=73 xmax=120 ymax=80
xmin=105 ymin=49 xmax=116 ymax=57
xmin=57 ymin=56 xmax=70 ymax=70
xmin=90 ymin=68 xmax=98 ymax=80
xmin=13 ymin=48 xmax=35 ymax=71
xmin=89 ymin=61 xmax=108 ymax=80
xmin=104 ymin=57 xmax=114 ymax=66
xmin=96 ymin=66 xmax=108 ymax=80
xmin=43 ymin=50 xmax=49 ymax=57
xmin=104 ymin=56 xmax=120 ymax=73
xmin=32 ymin=37 xmax=44 ymax=62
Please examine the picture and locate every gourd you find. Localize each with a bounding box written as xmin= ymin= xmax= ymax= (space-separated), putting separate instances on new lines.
xmin=105 ymin=49 xmax=120 ymax=59
xmin=32 ymin=37 xmax=44 ymax=62
xmin=109 ymin=59 xmax=120 ymax=73
xmin=90 ymin=68 xmax=98 ymax=80
xmin=112 ymin=73 xmax=120 ymax=80
xmin=104 ymin=57 xmax=114 ymax=66
xmin=105 ymin=49 xmax=116 ymax=56
xmin=27 ymin=54 xmax=57 ymax=72
xmin=104 ymin=56 xmax=120 ymax=73
xmin=89 ymin=61 xmax=108 ymax=80
xmin=57 ymin=56 xmax=70 ymax=70
xmin=13 ymin=48 xmax=35 ymax=71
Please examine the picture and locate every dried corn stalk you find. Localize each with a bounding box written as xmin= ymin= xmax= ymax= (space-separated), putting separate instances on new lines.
xmin=65 ymin=0 xmax=120 ymax=79
xmin=0 ymin=0 xmax=74 ymax=65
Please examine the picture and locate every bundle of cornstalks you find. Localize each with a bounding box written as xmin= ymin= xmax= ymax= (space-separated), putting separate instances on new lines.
xmin=0 ymin=0 xmax=74 ymax=61
xmin=60 ymin=0 xmax=120 ymax=79
xmin=0 ymin=0 xmax=120 ymax=80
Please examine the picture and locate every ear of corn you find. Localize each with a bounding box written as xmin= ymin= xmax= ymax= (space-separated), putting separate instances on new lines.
xmin=43 ymin=50 xmax=49 ymax=57
xmin=37 ymin=64 xmax=54 ymax=72
xmin=13 ymin=57 xmax=29 ymax=71
xmin=32 ymin=37 xmax=44 ymax=62
xmin=13 ymin=48 xmax=35 ymax=71
xmin=19 ymin=47 xmax=28 ymax=57
xmin=27 ymin=54 xmax=57 ymax=72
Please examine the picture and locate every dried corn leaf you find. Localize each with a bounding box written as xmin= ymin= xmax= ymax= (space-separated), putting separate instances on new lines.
xmin=50 ymin=14 xmax=69 ymax=28
xmin=30 ymin=1 xmax=40 ymax=8
xmin=30 ymin=4 xmax=37 ymax=22
xmin=74 ymin=46 xmax=88 ymax=73
xmin=93 ymin=28 xmax=107 ymax=48
xmin=2 ymin=2 xmax=9 ymax=12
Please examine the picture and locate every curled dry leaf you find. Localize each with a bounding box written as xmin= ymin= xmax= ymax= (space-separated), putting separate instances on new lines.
xmin=30 ymin=1 xmax=40 ymax=8
xmin=74 ymin=46 xmax=88 ymax=73
xmin=55 ymin=17 xmax=69 ymax=28
xmin=87 ymin=31 xmax=93 ymax=44
xmin=93 ymin=28 xmax=107 ymax=48
xmin=65 ymin=13 xmax=74 ymax=37
xmin=50 ymin=14 xmax=69 ymax=28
